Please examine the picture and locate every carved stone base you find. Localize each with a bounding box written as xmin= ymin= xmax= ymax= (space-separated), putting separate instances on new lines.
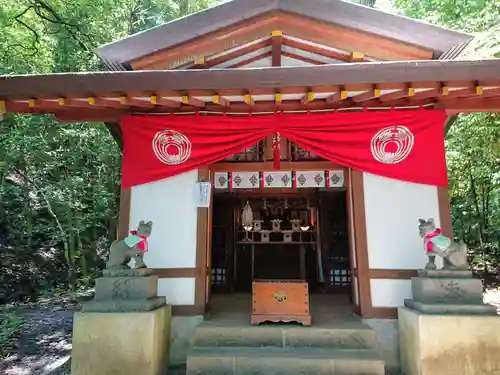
xmin=71 ymin=305 xmax=171 ymax=375
xmin=94 ymin=275 xmax=158 ymax=300
xmin=83 ymin=273 xmax=165 ymax=312
xmin=399 ymin=307 xmax=500 ymax=375
xmin=102 ymin=267 xmax=152 ymax=277
xmin=411 ymin=276 xmax=483 ymax=305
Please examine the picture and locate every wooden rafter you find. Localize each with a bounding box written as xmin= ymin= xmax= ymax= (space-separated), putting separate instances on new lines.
xmin=326 ymin=90 xmax=349 ymax=104
xmin=281 ymin=37 xmax=354 ymax=62
xmin=190 ymin=56 xmax=207 ymax=69
xmin=300 ymin=91 xmax=315 ymax=105
xmin=87 ymin=97 xmax=124 ymax=109
xmin=181 ymin=95 xmax=205 ymax=108
xmin=281 ymin=51 xmax=326 ymax=66
xmin=351 ymin=87 xmax=381 ymax=103
xmin=243 ymin=94 xmax=255 ymax=106
xmin=129 ymin=11 xmax=433 ymax=70
xmin=378 ymin=86 xmax=416 ymax=102
xmin=119 ymin=96 xmax=155 ymax=108
xmin=226 ymin=51 xmax=272 ymax=69
xmin=192 ymin=38 xmax=271 ymax=69
xmin=212 ymin=95 xmax=230 ymax=107
xmin=150 ymin=95 xmax=181 ymax=108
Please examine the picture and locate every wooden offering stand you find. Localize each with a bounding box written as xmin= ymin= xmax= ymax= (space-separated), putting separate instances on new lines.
xmin=251 ymin=279 xmax=311 ymax=326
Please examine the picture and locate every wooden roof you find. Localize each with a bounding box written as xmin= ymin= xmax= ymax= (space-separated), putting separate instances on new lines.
xmin=96 ymin=0 xmax=473 ymax=70
xmin=1 ymin=60 xmax=499 ymax=122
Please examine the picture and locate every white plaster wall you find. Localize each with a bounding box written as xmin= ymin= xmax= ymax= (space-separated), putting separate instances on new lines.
xmin=129 ymin=170 xmax=199 ymax=305
xmin=370 ymin=279 xmax=412 ymax=307
xmin=363 ymin=172 xmax=442 ymax=270
xmin=158 ymin=278 xmax=196 ymax=305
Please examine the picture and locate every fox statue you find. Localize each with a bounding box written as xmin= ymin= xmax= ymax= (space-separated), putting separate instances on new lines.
xmin=106 ymin=220 xmax=152 ymax=269
xmin=418 ymin=218 xmax=469 ymax=270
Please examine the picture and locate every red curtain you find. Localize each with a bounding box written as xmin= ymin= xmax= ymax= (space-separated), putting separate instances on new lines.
xmin=120 ymin=110 xmax=448 ymax=188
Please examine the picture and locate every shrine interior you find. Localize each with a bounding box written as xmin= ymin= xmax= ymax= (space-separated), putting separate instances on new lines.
xmin=209 ymin=190 xmax=352 ymax=314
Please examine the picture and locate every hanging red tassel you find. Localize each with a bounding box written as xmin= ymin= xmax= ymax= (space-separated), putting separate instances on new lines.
xmin=272 ymin=132 xmax=281 ymax=170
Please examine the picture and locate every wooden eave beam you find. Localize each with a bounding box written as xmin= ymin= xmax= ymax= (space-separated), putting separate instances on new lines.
xmin=440 ymin=97 xmax=500 ymax=113
xmin=7 ymin=94 xmax=500 ymax=123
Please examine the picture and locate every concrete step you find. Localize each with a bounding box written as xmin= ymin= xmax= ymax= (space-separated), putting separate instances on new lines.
xmin=187 ymin=346 xmax=385 ymax=375
xmin=193 ymin=321 xmax=377 ymax=349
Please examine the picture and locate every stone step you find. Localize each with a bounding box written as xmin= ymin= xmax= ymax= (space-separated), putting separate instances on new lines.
xmin=187 ymin=347 xmax=385 ymax=375
xmin=193 ymin=321 xmax=376 ymax=349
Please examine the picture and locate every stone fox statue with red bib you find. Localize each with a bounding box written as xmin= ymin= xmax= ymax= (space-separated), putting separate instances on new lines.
xmin=418 ymin=218 xmax=469 ymax=270
xmin=106 ymin=220 xmax=152 ymax=269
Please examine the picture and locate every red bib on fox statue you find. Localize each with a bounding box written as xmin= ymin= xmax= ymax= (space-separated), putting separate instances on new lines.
xmin=120 ymin=110 xmax=448 ymax=188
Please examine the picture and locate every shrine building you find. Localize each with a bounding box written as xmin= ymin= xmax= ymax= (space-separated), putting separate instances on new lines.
xmin=1 ymin=0 xmax=500 ymax=374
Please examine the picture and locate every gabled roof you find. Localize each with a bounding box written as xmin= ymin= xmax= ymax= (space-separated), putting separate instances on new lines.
xmin=95 ymin=0 xmax=473 ymax=70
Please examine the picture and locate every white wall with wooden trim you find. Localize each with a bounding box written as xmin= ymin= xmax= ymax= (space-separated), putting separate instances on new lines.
xmin=363 ymin=172 xmax=443 ymax=307
xmin=129 ymin=170 xmax=199 ymax=305
xmin=370 ymin=279 xmax=412 ymax=307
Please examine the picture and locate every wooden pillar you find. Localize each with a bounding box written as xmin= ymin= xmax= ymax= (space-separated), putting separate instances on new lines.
xmin=271 ymin=30 xmax=282 ymax=67
xmin=195 ymin=168 xmax=211 ymax=314
xmin=438 ymin=187 xmax=453 ymax=238
xmin=351 ymin=170 xmax=372 ymax=318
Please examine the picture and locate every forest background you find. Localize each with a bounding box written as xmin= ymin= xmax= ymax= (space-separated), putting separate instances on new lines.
xmin=0 ymin=0 xmax=499 ymax=352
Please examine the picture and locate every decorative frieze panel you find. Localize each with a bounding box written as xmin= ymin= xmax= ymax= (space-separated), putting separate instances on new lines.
xmin=213 ymin=170 xmax=345 ymax=189
xmin=295 ymin=171 xmax=326 ymax=188
xmin=214 ymin=172 xmax=230 ymax=189
xmin=327 ymin=170 xmax=345 ymax=188
xmin=262 ymin=172 xmax=293 ymax=188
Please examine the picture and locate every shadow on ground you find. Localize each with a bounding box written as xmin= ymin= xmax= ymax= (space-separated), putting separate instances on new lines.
xmin=1 ymin=308 xmax=75 ymax=375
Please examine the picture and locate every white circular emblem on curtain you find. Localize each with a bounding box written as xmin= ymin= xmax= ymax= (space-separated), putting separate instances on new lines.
xmin=370 ymin=126 xmax=414 ymax=164
xmin=152 ymin=130 xmax=192 ymax=165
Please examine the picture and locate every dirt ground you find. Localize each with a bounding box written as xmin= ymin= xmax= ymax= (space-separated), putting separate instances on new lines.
xmin=1 ymin=289 xmax=499 ymax=375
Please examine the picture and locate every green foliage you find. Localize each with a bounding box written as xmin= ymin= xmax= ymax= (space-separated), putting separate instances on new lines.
xmin=0 ymin=0 xmax=215 ymax=303
xmin=0 ymin=311 xmax=25 ymax=357
xmin=393 ymin=0 xmax=500 ymax=272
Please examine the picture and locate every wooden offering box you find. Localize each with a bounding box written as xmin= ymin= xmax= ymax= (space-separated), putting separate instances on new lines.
xmin=251 ymin=279 xmax=311 ymax=326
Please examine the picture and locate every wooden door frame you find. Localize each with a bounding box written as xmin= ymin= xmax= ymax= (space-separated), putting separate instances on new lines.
xmin=201 ymin=161 xmax=358 ymax=315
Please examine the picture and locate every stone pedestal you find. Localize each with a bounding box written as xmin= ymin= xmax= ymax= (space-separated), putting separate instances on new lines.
xmin=71 ymin=269 xmax=171 ymax=375
xmin=404 ymin=269 xmax=496 ymax=315
xmin=72 ymin=305 xmax=171 ymax=375
xmin=399 ymin=269 xmax=500 ymax=375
